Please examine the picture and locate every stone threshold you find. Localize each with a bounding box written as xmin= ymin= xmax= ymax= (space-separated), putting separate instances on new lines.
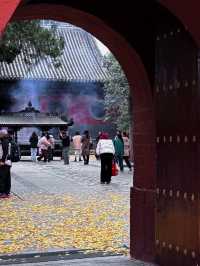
xmin=0 ymin=249 xmax=122 ymax=265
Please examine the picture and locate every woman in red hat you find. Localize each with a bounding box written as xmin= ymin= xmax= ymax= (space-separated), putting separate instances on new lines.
xmin=96 ymin=132 xmax=115 ymax=184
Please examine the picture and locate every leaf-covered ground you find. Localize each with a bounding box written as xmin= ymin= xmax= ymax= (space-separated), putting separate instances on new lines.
xmin=0 ymin=193 xmax=129 ymax=256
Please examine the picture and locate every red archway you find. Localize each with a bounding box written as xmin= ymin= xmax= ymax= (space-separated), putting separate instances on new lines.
xmin=1 ymin=1 xmax=200 ymax=264
xmin=0 ymin=2 xmax=156 ymax=262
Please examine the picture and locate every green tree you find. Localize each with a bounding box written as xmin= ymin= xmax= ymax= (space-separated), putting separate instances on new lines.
xmin=103 ymin=53 xmax=131 ymax=132
xmin=0 ymin=20 xmax=64 ymax=67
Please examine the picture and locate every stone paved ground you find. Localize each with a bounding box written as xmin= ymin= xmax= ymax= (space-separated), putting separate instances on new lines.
xmin=0 ymin=157 xmax=131 ymax=255
xmin=11 ymin=156 xmax=132 ymax=199
xmin=0 ymin=157 xmax=156 ymax=265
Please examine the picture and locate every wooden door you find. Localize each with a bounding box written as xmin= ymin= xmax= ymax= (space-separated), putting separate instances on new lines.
xmin=155 ymin=25 xmax=200 ymax=266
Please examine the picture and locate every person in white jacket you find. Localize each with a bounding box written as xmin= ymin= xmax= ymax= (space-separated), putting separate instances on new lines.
xmin=37 ymin=133 xmax=50 ymax=162
xmin=96 ymin=132 xmax=115 ymax=184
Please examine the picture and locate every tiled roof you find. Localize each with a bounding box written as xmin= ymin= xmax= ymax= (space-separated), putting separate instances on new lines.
xmin=0 ymin=112 xmax=68 ymax=127
xmin=0 ymin=22 xmax=108 ymax=82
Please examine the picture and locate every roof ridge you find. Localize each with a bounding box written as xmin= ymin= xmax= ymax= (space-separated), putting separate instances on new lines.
xmin=0 ymin=22 xmax=109 ymax=82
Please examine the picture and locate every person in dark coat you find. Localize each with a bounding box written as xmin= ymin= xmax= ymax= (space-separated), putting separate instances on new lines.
xmin=60 ymin=130 xmax=70 ymax=165
xmin=0 ymin=129 xmax=12 ymax=198
xmin=81 ymin=130 xmax=91 ymax=165
xmin=29 ymin=131 xmax=38 ymax=162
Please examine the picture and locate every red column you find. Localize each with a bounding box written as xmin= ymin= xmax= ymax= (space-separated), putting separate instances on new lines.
xmin=0 ymin=0 xmax=21 ymax=36
xmin=130 ymin=110 xmax=156 ymax=261
xmin=130 ymin=91 xmax=156 ymax=262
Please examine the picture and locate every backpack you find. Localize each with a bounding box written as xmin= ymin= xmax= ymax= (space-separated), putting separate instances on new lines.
xmin=10 ymin=141 xmax=21 ymax=162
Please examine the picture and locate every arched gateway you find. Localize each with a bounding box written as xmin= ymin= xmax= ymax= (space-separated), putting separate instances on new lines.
xmin=1 ymin=1 xmax=200 ymax=265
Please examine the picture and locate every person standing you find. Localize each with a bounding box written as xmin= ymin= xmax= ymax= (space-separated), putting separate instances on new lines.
xmin=113 ymin=131 xmax=124 ymax=171
xmin=60 ymin=130 xmax=70 ymax=165
xmin=95 ymin=131 xmax=102 ymax=160
xmin=72 ymin=131 xmax=82 ymax=162
xmin=29 ymin=132 xmax=38 ymax=162
xmin=122 ymin=132 xmax=132 ymax=171
xmin=0 ymin=129 xmax=12 ymax=198
xmin=96 ymin=132 xmax=115 ymax=184
xmin=37 ymin=133 xmax=50 ymax=162
xmin=81 ymin=130 xmax=90 ymax=165
xmin=48 ymin=134 xmax=55 ymax=161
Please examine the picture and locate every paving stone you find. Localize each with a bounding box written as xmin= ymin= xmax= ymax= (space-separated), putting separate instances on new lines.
xmin=11 ymin=157 xmax=133 ymax=199
xmin=0 ymin=157 xmax=151 ymax=266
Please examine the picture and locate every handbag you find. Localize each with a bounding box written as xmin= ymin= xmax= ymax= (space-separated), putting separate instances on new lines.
xmin=112 ymin=160 xmax=119 ymax=176
xmin=5 ymin=143 xmax=12 ymax=167
xmin=5 ymin=159 xmax=12 ymax=167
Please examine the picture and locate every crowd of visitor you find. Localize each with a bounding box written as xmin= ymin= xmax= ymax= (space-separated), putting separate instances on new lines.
xmin=0 ymin=128 xmax=132 ymax=198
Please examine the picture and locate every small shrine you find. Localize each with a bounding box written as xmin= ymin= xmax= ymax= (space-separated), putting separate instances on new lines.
xmin=0 ymin=101 xmax=73 ymax=143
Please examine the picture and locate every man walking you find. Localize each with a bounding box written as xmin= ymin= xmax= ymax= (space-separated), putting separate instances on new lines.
xmin=60 ymin=130 xmax=70 ymax=165
xmin=29 ymin=131 xmax=38 ymax=162
xmin=81 ymin=130 xmax=91 ymax=165
xmin=72 ymin=131 xmax=82 ymax=162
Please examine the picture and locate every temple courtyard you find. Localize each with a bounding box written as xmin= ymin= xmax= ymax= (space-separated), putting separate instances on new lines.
xmin=0 ymin=156 xmax=133 ymax=263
